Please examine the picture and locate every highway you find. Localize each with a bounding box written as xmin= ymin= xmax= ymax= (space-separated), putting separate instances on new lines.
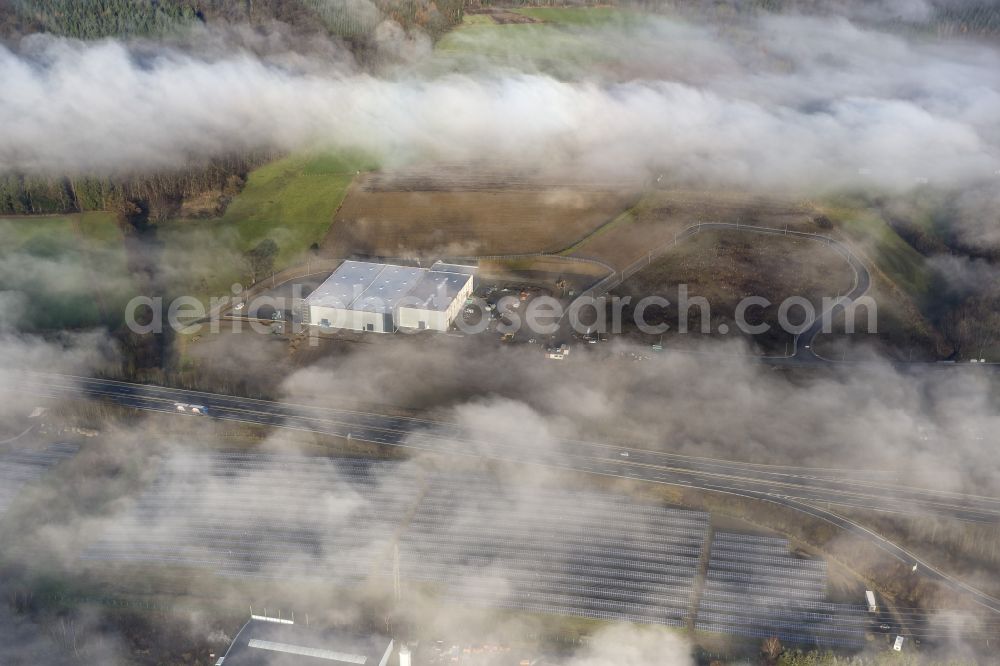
xmin=14 ymin=372 xmax=1000 ymax=614
xmin=18 ymin=373 xmax=1000 ymax=523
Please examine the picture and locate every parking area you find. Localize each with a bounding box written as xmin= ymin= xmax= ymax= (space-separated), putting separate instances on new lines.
xmin=231 ymin=272 xmax=331 ymax=322
xmin=459 ymin=283 xmax=564 ymax=345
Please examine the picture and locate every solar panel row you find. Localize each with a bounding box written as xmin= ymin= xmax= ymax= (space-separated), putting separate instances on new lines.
xmin=709 ymin=550 xmax=828 ymax=570
xmin=419 ymin=487 xmax=707 ymax=520
xmin=699 ymin=600 xmax=867 ymax=626
xmin=412 ymin=505 xmax=707 ymax=530
xmin=404 ymin=557 xmax=698 ymax=583
xmin=695 ymin=531 xmax=864 ymax=648
xmin=706 ymin=559 xmax=828 ymax=578
xmin=475 ymin=599 xmax=689 ymax=627
xmin=709 ymin=541 xmax=796 ymax=556
xmin=407 ymin=525 xmax=704 ymax=549
xmin=705 ymin=570 xmax=829 ymax=590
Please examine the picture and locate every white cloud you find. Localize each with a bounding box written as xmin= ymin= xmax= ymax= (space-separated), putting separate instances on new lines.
xmin=0 ymin=13 xmax=998 ymax=193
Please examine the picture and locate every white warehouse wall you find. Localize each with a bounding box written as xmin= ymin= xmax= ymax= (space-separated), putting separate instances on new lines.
xmin=310 ymin=305 xmax=392 ymax=332
xmin=397 ymin=307 xmax=449 ymax=331
xmin=397 ymin=275 xmax=473 ymax=331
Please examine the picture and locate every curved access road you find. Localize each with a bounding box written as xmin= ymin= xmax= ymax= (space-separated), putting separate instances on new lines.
xmin=657 ymin=222 xmax=873 ymax=364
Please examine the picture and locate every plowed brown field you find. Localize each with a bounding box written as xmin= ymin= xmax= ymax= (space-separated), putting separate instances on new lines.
xmin=321 ymin=169 xmax=640 ymax=258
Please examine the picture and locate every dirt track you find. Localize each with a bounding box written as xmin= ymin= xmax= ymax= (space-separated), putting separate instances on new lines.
xmin=568 ymin=189 xmax=818 ymax=269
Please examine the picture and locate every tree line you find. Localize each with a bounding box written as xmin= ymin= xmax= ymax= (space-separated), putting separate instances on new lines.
xmin=625 ymin=0 xmax=1000 ymax=36
xmin=1 ymin=0 xmax=199 ymax=40
xmin=0 ymin=153 xmax=271 ymax=220
xmin=0 ymin=0 xmax=466 ymax=42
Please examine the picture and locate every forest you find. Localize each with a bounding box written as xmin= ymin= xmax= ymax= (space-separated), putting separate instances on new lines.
xmin=0 ymin=0 xmax=466 ymax=41
xmin=1 ymin=1 xmax=998 ymax=43
xmin=0 ymin=0 xmax=467 ymax=218
xmin=0 ymin=154 xmax=271 ymax=220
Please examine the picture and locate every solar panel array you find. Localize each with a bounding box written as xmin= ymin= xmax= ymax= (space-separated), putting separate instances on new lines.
xmin=0 ymin=442 xmax=77 ymax=515
xmin=82 ymin=451 xmax=871 ymax=644
xmin=695 ymin=532 xmax=867 ymax=649
xmin=83 ymin=453 xmax=421 ymax=582
xmin=395 ymin=474 xmax=710 ymax=627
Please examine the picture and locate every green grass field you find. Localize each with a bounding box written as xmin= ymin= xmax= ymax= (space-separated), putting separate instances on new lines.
xmin=0 ymin=212 xmax=131 ymax=330
xmin=159 ymin=151 xmax=370 ymax=302
xmin=189 ymin=151 xmax=367 ymax=263
xmin=0 ymin=211 xmax=117 ymax=245
xmin=429 ymin=6 xmax=641 ymax=77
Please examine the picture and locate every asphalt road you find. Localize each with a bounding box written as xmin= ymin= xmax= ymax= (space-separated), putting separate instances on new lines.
xmin=14 ymin=372 xmax=1000 ymax=614
xmin=19 ymin=373 xmax=1000 ymax=523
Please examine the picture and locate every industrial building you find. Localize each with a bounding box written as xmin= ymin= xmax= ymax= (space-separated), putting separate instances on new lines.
xmin=217 ymin=616 xmax=394 ymax=666
xmin=304 ymin=260 xmax=474 ymax=333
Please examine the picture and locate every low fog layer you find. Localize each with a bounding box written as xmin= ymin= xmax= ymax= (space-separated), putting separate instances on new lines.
xmin=1 ymin=10 xmax=999 ymax=194
xmin=281 ymin=336 xmax=1000 ymax=497
xmin=2 ymin=2 xmax=999 ymax=662
xmin=0 ymin=321 xmax=997 ymax=661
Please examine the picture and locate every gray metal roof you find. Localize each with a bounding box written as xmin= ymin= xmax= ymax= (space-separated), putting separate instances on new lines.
xmin=247 ymin=639 xmax=367 ymax=663
xmin=305 ymin=260 xmax=383 ymax=309
xmin=352 ymin=264 xmax=425 ymax=313
xmin=306 ymin=261 xmax=425 ymax=313
xmin=221 ymin=620 xmax=393 ymax=666
xmin=429 ymin=261 xmax=477 ymax=276
xmin=404 ymin=271 xmax=473 ymax=311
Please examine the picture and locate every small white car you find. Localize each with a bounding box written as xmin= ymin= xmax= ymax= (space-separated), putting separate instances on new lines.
xmin=620 ymin=451 xmax=630 ymax=458
xmin=175 ymin=403 xmax=188 ymax=411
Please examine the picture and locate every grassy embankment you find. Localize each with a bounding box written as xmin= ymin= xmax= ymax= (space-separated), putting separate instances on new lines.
xmin=816 ymin=200 xmax=950 ymax=360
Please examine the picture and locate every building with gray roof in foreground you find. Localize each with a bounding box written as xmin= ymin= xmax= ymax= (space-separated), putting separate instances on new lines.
xmin=217 ymin=617 xmax=393 ymax=666
xmin=305 ymin=260 xmax=474 ymax=332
